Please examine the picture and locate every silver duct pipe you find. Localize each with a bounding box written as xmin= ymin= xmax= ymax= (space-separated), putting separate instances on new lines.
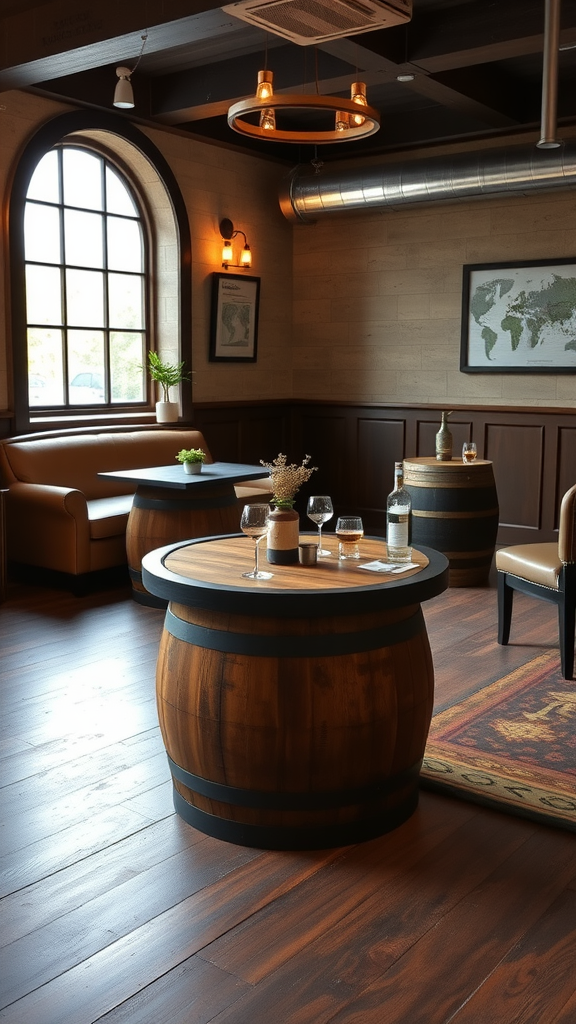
xmin=279 ymin=143 xmax=576 ymax=222
xmin=538 ymin=0 xmax=561 ymax=148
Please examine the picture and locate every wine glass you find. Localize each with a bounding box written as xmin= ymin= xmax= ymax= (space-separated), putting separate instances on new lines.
xmin=240 ymin=504 xmax=273 ymax=580
xmin=307 ymin=495 xmax=334 ymax=555
xmin=462 ymin=441 xmax=478 ymax=464
xmin=335 ymin=516 xmax=364 ymax=560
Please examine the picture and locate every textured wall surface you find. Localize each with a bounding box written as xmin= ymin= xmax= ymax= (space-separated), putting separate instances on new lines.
xmin=292 ymin=166 xmax=576 ymax=408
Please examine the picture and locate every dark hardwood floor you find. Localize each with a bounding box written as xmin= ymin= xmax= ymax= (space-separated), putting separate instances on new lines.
xmin=1 ymin=565 xmax=575 ymax=1024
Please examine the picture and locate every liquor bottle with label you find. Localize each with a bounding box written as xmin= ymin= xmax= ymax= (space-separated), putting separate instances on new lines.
xmin=386 ymin=461 xmax=412 ymax=563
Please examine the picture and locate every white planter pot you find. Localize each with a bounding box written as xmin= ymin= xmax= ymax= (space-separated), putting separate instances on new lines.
xmin=155 ymin=401 xmax=179 ymax=423
xmin=183 ymin=461 xmax=202 ymax=475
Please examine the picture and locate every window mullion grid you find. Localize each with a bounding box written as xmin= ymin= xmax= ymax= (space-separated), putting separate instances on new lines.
xmin=101 ymin=155 xmax=111 ymax=404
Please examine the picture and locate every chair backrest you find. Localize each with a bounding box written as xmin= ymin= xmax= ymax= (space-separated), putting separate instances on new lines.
xmin=559 ymin=483 xmax=576 ymax=564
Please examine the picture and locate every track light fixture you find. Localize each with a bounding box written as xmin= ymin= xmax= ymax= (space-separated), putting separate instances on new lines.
xmin=220 ymin=218 xmax=252 ymax=269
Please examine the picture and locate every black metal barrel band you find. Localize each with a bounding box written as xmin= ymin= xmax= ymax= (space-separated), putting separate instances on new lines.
xmin=168 ymin=754 xmax=422 ymax=811
xmin=133 ymin=493 xmax=238 ymax=511
xmin=164 ymin=606 xmax=426 ymax=657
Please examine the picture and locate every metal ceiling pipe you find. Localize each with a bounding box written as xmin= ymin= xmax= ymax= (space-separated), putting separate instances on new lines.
xmin=538 ymin=0 xmax=562 ymax=148
xmin=279 ymin=143 xmax=576 ymax=222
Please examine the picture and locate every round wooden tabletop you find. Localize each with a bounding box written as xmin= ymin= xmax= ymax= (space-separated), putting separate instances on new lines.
xmin=142 ymin=533 xmax=449 ymax=617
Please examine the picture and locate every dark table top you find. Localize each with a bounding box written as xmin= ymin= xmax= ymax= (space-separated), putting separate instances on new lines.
xmin=98 ymin=461 xmax=267 ymax=491
xmin=142 ymin=534 xmax=450 ymax=617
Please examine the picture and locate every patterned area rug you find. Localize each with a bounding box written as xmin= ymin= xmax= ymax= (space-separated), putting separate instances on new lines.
xmin=421 ymin=652 xmax=576 ymax=832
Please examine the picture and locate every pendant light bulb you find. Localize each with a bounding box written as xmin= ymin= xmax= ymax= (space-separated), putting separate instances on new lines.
xmin=222 ymin=239 xmax=233 ymax=266
xmin=260 ymin=107 xmax=276 ymax=130
xmin=335 ymin=111 xmax=350 ymax=132
xmin=350 ymin=81 xmax=367 ymax=127
xmin=256 ymin=69 xmax=274 ymax=101
xmin=113 ymin=67 xmax=135 ymax=109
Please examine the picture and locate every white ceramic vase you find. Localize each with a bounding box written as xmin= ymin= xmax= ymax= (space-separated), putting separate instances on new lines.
xmin=155 ymin=400 xmax=179 ymax=423
xmin=183 ymin=462 xmax=202 ymax=475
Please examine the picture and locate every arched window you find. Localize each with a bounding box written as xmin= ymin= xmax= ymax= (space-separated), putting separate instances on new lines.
xmin=9 ymin=111 xmax=192 ymax=433
xmin=25 ymin=144 xmax=147 ymax=409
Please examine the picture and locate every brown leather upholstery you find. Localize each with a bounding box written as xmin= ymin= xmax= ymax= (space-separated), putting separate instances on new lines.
xmin=496 ymin=483 xmax=576 ymax=679
xmin=0 ymin=430 xmax=212 ymax=576
xmin=496 ymin=543 xmax=561 ymax=590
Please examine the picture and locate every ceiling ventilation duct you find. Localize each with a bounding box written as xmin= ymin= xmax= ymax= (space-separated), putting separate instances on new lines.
xmin=279 ymin=143 xmax=576 ymax=221
xmin=222 ymin=0 xmax=412 ymax=45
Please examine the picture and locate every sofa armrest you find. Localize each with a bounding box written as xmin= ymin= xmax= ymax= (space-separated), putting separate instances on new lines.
xmin=6 ymin=482 xmax=91 ymax=574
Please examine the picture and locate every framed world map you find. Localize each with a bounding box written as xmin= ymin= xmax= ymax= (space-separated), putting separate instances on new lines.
xmin=460 ymin=258 xmax=576 ymax=373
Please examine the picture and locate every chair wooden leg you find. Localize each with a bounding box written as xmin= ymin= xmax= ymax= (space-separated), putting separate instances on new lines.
xmin=497 ymin=571 xmax=513 ymax=646
xmin=558 ymin=591 xmax=575 ymax=680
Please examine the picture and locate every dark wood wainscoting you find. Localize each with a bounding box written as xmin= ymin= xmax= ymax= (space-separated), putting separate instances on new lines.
xmin=195 ymin=402 xmax=576 ymax=546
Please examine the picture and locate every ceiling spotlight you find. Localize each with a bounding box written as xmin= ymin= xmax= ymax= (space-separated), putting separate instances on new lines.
xmin=396 ymin=73 xmax=415 ymax=82
xmin=113 ymin=67 xmax=135 ymax=109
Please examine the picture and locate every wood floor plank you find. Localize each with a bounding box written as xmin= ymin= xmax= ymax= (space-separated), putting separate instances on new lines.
xmin=0 ymin=848 xmax=339 ymax=1024
xmin=93 ymin=957 xmax=250 ymax=1024
xmin=0 ymin=750 xmax=170 ymax=858
xmin=0 ymin=573 xmax=572 ymax=1024
xmin=449 ymin=890 xmax=576 ymax=1024
xmin=195 ymin=823 xmax=575 ymax=1024
xmin=0 ymin=836 xmax=260 ymax=1009
xmin=0 ymin=815 xmax=204 ymax=946
xmin=198 ymin=794 xmax=478 ymax=984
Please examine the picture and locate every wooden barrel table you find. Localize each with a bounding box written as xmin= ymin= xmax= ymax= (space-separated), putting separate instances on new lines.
xmin=403 ymin=457 xmax=499 ymax=587
xmin=142 ymin=535 xmax=449 ymax=850
xmin=98 ymin=462 xmax=267 ymax=606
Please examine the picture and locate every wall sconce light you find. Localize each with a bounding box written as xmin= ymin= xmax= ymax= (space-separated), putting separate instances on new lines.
xmin=220 ymin=217 xmax=252 ymax=269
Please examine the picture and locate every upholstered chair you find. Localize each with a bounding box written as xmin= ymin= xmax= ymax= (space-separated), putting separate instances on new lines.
xmin=496 ymin=483 xmax=576 ymax=679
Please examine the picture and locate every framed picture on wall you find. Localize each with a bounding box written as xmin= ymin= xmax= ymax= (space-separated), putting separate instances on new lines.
xmin=209 ymin=273 xmax=260 ymax=362
xmin=460 ymin=258 xmax=576 ymax=373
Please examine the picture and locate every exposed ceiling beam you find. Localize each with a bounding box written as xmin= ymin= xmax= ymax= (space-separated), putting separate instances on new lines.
xmin=0 ymin=1 xmax=232 ymax=89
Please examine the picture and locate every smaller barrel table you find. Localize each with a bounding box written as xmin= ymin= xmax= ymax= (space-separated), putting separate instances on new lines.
xmin=142 ymin=535 xmax=449 ymax=850
xmin=99 ymin=462 xmax=267 ymax=605
xmin=403 ymin=457 xmax=499 ymax=587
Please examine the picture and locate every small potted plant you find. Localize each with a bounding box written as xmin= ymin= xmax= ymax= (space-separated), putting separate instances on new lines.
xmin=176 ymin=447 xmax=206 ymax=475
xmin=145 ymin=351 xmax=190 ymax=423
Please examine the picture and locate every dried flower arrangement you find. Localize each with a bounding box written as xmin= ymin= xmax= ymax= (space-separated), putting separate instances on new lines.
xmin=260 ymin=453 xmax=317 ymax=509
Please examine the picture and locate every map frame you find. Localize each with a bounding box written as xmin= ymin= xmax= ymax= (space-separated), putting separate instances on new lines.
xmin=209 ymin=272 xmax=260 ymax=363
xmin=460 ymin=257 xmax=576 ymax=374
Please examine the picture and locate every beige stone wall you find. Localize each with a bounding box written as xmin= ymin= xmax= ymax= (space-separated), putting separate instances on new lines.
xmin=0 ymin=90 xmax=293 ymax=415
xmin=292 ymin=148 xmax=576 ymax=409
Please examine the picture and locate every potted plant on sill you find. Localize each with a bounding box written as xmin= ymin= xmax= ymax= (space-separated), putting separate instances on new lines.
xmin=176 ymin=447 xmax=206 ymax=475
xmin=146 ymin=351 xmax=190 ymax=423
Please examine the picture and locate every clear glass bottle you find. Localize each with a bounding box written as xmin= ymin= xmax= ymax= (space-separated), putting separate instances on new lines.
xmin=386 ymin=461 xmax=412 ymax=563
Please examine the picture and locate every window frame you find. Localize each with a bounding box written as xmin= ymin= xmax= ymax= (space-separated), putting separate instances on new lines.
xmin=9 ymin=111 xmax=192 ymax=434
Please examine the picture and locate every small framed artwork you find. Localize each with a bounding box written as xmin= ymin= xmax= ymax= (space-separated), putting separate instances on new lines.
xmin=209 ymin=273 xmax=260 ymax=362
xmin=460 ymin=258 xmax=576 ymax=373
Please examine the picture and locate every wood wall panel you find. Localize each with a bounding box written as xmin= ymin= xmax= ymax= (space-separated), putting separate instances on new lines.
xmin=557 ymin=426 xmax=576 ymax=529
xmin=356 ymin=418 xmax=405 ymax=515
xmin=193 ymin=401 xmax=575 ymax=547
xmin=485 ymin=424 xmax=544 ymax=532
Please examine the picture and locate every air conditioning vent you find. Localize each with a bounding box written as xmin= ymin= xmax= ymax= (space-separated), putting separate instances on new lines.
xmin=222 ymin=0 xmax=412 ymax=45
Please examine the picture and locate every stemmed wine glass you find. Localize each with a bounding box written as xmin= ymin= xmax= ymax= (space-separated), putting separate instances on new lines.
xmin=307 ymin=495 xmax=334 ymax=556
xmin=240 ymin=504 xmax=273 ymax=580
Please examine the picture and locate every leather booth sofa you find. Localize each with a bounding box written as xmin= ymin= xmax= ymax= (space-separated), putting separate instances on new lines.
xmin=0 ymin=429 xmax=272 ymax=578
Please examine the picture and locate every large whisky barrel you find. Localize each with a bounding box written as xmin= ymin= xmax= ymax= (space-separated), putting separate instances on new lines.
xmin=126 ymin=484 xmax=240 ymax=604
xmin=156 ymin=598 xmax=435 ymax=849
xmin=403 ymin=457 xmax=499 ymax=587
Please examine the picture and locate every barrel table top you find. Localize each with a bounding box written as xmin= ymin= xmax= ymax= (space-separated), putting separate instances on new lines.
xmin=142 ymin=534 xmax=449 ymax=617
xmin=403 ymin=456 xmax=494 ymax=483
xmin=99 ymin=460 xmax=266 ymax=491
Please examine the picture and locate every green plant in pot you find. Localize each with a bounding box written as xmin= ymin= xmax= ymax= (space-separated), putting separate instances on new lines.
xmin=146 ymin=351 xmax=190 ymax=423
xmin=176 ymin=447 xmax=206 ymax=475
